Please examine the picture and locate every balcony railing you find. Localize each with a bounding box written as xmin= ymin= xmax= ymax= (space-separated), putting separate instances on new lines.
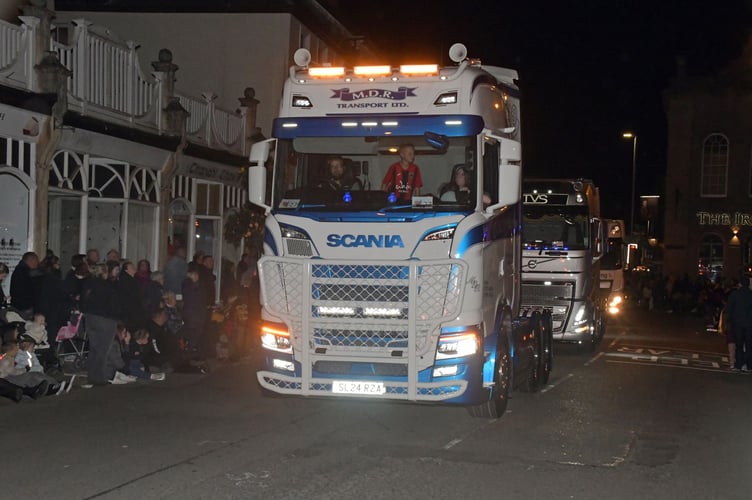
xmin=0 ymin=16 xmax=248 ymax=156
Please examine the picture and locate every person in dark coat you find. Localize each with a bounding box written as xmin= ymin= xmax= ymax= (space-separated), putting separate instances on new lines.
xmin=725 ymin=272 xmax=752 ymax=371
xmin=10 ymin=252 xmax=42 ymax=317
xmin=81 ymin=262 xmax=125 ymax=385
xmin=37 ymin=255 xmax=70 ymax=346
xmin=181 ymin=266 xmax=207 ymax=357
xmin=118 ymin=261 xmax=145 ymax=332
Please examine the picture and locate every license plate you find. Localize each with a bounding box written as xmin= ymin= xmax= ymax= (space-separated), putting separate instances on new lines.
xmin=331 ymin=380 xmax=385 ymax=395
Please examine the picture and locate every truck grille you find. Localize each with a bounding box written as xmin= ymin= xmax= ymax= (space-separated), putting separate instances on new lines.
xmin=521 ymin=281 xmax=575 ymax=333
xmin=259 ymin=258 xmax=466 ymax=360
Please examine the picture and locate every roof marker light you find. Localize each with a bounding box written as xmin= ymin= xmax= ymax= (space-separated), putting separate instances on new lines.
xmin=308 ymin=67 xmax=345 ymax=77
xmin=354 ymin=65 xmax=391 ymax=76
xmin=381 ymin=121 xmax=398 ymax=126
xmin=341 ymin=122 xmax=358 ymax=127
xmin=400 ymin=64 xmax=438 ymax=75
xmin=361 ymin=121 xmax=377 ymax=127
xmin=445 ymin=120 xmax=463 ymax=126
xmin=281 ymin=122 xmax=298 ymax=128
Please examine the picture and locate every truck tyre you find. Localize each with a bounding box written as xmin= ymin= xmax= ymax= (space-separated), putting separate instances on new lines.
xmin=467 ymin=340 xmax=511 ymax=418
xmin=540 ymin=310 xmax=553 ymax=385
xmin=523 ymin=312 xmax=544 ymax=393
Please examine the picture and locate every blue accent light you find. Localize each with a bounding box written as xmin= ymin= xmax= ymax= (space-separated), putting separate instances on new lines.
xmin=273 ymin=114 xmax=485 ymax=138
xmin=387 ymin=192 xmax=398 ymax=204
xmin=343 ymin=191 xmax=352 ymax=203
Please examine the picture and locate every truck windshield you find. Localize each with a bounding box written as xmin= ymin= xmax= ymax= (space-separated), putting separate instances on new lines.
xmin=522 ymin=206 xmax=591 ymax=250
xmin=270 ymin=135 xmax=478 ymax=212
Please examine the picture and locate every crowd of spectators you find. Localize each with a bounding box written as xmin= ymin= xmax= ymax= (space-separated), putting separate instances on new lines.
xmin=0 ymin=245 xmax=260 ymax=402
xmin=629 ymin=270 xmax=736 ymax=323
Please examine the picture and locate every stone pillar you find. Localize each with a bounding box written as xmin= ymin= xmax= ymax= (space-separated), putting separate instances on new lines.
xmin=164 ymin=97 xmax=189 ymax=137
xmin=151 ymin=48 xmax=179 ymax=133
xmin=238 ymin=87 xmax=261 ymax=154
xmin=21 ymin=0 xmax=55 ymax=92
xmin=32 ymin=51 xmax=71 ymax=257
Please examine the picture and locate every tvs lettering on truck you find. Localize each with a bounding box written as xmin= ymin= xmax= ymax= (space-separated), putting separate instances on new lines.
xmin=326 ymin=234 xmax=405 ymax=248
xmin=523 ymin=193 xmax=548 ymax=204
xmin=332 ymin=87 xmax=416 ymax=109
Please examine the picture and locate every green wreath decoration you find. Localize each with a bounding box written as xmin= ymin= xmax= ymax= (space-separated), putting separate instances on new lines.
xmin=224 ymin=202 xmax=265 ymax=246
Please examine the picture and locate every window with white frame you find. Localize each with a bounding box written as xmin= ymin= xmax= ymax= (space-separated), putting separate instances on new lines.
xmin=700 ymin=133 xmax=728 ymax=197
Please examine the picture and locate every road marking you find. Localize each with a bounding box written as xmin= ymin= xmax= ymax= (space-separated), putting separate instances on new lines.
xmin=609 ymin=331 xmax=627 ymax=348
xmin=443 ymin=438 xmax=463 ymax=450
xmin=541 ymin=372 xmax=574 ymax=393
xmin=443 ymin=417 xmax=497 ymax=450
xmin=584 ymin=351 xmax=605 ymax=366
xmin=606 ymin=359 xmax=730 ymax=373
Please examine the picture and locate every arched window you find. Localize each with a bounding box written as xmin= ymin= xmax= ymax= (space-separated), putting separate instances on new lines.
xmin=698 ymin=233 xmax=724 ymax=279
xmin=701 ymin=134 xmax=728 ymax=197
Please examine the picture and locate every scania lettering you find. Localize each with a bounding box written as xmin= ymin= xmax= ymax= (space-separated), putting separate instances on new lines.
xmin=247 ymin=43 xmax=553 ymax=418
xmin=521 ymin=179 xmax=606 ymax=351
xmin=601 ymin=219 xmax=626 ymax=315
xmin=326 ymin=234 xmax=405 ymax=248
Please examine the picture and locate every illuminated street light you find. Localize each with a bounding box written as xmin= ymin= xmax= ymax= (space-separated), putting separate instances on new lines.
xmin=622 ymin=132 xmax=637 ymax=234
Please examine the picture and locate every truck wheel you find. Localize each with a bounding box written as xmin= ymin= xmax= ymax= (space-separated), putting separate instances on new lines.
xmin=523 ymin=313 xmax=543 ymax=393
xmin=540 ymin=311 xmax=554 ymax=385
xmin=467 ymin=341 xmax=511 ymax=418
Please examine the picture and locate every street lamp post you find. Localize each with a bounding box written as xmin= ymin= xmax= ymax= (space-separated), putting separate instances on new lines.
xmin=622 ymin=132 xmax=638 ymax=234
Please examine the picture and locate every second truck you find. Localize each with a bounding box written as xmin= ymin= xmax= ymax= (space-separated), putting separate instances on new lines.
xmin=520 ymin=178 xmax=606 ymax=350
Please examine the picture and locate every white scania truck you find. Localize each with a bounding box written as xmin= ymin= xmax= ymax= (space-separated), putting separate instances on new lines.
xmin=247 ymin=44 xmax=552 ymax=418
xmin=520 ymin=179 xmax=605 ymax=351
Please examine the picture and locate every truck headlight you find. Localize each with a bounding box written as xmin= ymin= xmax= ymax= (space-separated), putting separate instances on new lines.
xmin=436 ymin=332 xmax=480 ymax=359
xmin=260 ymin=323 xmax=292 ymax=353
xmin=573 ymin=305 xmax=587 ymax=326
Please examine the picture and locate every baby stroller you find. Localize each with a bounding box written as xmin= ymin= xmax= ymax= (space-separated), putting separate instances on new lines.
xmin=55 ymin=311 xmax=88 ymax=371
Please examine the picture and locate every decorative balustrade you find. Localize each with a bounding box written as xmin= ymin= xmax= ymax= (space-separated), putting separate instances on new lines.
xmin=0 ymin=15 xmax=248 ymax=156
xmin=0 ymin=17 xmax=35 ymax=89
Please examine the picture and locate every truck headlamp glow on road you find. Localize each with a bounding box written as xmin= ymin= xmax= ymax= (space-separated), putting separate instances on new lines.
xmin=261 ymin=324 xmax=292 ymax=353
xmin=436 ymin=332 xmax=480 ymax=359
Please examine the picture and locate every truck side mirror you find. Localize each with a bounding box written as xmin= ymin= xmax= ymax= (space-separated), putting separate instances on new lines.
xmin=592 ymin=218 xmax=604 ymax=261
xmin=248 ymin=139 xmax=275 ymax=212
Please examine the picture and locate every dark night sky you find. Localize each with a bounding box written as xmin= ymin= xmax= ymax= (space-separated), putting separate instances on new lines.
xmin=53 ymin=0 xmax=752 ymax=219
xmin=325 ymin=0 xmax=751 ymax=218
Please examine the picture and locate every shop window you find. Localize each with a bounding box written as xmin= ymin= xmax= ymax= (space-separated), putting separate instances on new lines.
xmin=700 ymin=134 xmax=728 ymax=197
xmin=127 ymin=203 xmax=157 ymax=262
xmin=698 ymin=233 xmax=724 ymax=279
xmin=195 ymin=182 xmax=221 ymax=216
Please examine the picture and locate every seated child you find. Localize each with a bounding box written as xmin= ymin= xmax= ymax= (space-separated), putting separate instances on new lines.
xmin=122 ymin=328 xmax=165 ymax=381
xmin=24 ymin=313 xmax=50 ymax=350
xmin=0 ymin=337 xmax=52 ymax=399
xmin=15 ymin=334 xmax=63 ymax=394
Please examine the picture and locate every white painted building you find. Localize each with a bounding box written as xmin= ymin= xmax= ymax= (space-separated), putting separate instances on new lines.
xmin=0 ymin=0 xmax=368 ymax=301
